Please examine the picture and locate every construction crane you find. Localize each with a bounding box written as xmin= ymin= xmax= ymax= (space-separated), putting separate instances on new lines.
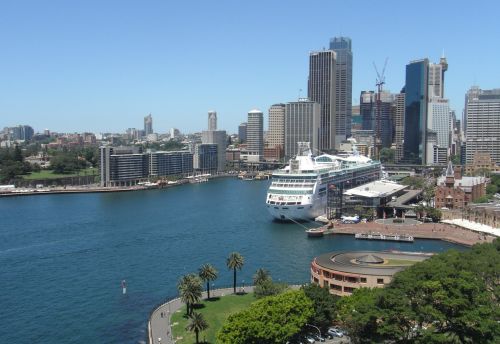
xmin=372 ymin=58 xmax=388 ymax=159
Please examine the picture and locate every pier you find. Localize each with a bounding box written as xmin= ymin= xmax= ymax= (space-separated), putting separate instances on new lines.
xmin=322 ymin=221 xmax=496 ymax=247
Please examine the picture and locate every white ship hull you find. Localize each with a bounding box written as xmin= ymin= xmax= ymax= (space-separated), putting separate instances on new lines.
xmin=267 ymin=194 xmax=326 ymax=221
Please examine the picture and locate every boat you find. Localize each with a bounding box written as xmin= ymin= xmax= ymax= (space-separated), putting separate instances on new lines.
xmin=265 ymin=142 xmax=381 ymax=221
xmin=355 ymin=232 xmax=414 ymax=242
xmin=305 ymin=227 xmax=327 ymax=237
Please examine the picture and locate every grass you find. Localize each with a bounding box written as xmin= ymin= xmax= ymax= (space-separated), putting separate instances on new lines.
xmin=22 ymin=168 xmax=97 ymax=180
xmin=383 ymin=259 xmax=419 ymax=266
xmin=171 ymin=293 xmax=255 ymax=344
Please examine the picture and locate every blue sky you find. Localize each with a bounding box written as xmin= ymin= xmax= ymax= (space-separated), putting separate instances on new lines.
xmin=1 ymin=0 xmax=499 ymax=134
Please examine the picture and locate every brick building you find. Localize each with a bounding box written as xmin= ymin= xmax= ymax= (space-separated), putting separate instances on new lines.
xmin=435 ymin=161 xmax=486 ymax=209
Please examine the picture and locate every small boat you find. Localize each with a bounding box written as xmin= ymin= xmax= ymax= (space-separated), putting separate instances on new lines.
xmin=306 ymin=227 xmax=326 ymax=237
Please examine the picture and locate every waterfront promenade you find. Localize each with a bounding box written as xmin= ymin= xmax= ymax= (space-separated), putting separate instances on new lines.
xmin=148 ymin=286 xmax=255 ymax=344
xmin=330 ymin=221 xmax=496 ymax=247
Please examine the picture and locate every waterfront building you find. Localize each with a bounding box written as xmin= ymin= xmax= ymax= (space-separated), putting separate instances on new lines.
xmin=100 ymin=146 xmax=146 ymax=187
xmin=201 ymin=130 xmax=226 ymax=172
xmin=464 ymin=87 xmax=500 ymax=164
xmin=193 ymin=143 xmax=218 ymax=174
xmin=268 ymin=104 xmax=286 ymax=149
xmin=208 ymin=110 xmax=217 ymax=131
xmin=308 ymin=50 xmax=337 ymax=150
xmin=238 ymin=122 xmax=247 ymax=143
xmin=435 ymin=161 xmax=486 ymax=209
xmin=330 ymin=36 xmax=353 ymax=139
xmin=284 ymin=99 xmax=320 ymax=159
xmin=462 ymin=202 xmax=500 ymax=229
xmin=311 ymin=251 xmax=429 ymax=296
xmin=149 ymin=151 xmax=193 ymax=177
xmin=144 ymin=114 xmax=153 ymax=136
xmin=246 ymin=109 xmax=264 ymax=162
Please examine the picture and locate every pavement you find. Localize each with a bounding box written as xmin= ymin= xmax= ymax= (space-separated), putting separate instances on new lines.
xmin=149 ymin=286 xmax=255 ymax=344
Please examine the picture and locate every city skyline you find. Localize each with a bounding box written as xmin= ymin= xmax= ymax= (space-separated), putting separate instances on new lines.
xmin=1 ymin=1 xmax=500 ymax=134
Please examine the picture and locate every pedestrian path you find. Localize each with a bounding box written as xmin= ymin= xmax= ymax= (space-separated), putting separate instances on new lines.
xmin=148 ymin=286 xmax=254 ymax=344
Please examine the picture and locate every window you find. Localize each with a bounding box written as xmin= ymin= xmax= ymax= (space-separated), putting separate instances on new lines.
xmin=360 ymin=277 xmax=367 ymax=283
xmin=377 ymin=278 xmax=384 ymax=284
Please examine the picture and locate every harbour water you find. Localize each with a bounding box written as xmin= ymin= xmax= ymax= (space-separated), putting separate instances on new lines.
xmin=0 ymin=178 xmax=464 ymax=344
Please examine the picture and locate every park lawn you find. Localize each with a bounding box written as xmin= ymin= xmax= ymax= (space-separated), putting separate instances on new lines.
xmin=23 ymin=168 xmax=97 ymax=180
xmin=171 ymin=293 xmax=255 ymax=344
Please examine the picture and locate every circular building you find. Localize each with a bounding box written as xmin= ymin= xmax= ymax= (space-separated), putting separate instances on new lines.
xmin=311 ymin=251 xmax=431 ymax=296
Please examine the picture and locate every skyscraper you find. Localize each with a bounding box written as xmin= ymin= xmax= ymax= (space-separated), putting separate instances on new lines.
xmin=208 ymin=110 xmax=217 ymax=131
xmin=268 ymin=104 xmax=286 ymax=149
xmin=308 ymin=50 xmax=336 ymax=151
xmin=403 ymin=59 xmax=429 ymax=164
xmin=284 ymin=99 xmax=320 ymax=158
xmin=360 ymin=91 xmax=376 ymax=131
xmin=464 ymin=87 xmax=500 ymax=164
xmin=393 ymin=90 xmax=406 ymax=163
xmin=202 ymin=110 xmax=226 ymax=171
xmin=246 ymin=109 xmax=264 ymax=161
xmin=144 ymin=114 xmax=153 ymax=136
xmin=330 ymin=36 xmax=353 ymax=139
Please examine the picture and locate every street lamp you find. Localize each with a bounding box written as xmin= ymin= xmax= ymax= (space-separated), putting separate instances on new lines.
xmin=306 ymin=323 xmax=321 ymax=338
xmin=158 ymin=337 xmax=162 ymax=344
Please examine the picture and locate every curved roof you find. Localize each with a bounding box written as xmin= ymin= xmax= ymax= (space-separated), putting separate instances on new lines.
xmin=314 ymin=251 xmax=430 ymax=276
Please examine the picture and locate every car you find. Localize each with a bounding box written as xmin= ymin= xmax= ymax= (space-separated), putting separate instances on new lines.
xmin=327 ymin=328 xmax=344 ymax=337
xmin=304 ymin=335 xmax=315 ymax=343
xmin=311 ymin=333 xmax=325 ymax=342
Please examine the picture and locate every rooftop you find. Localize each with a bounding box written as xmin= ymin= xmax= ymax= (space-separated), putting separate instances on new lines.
xmin=344 ymin=180 xmax=407 ymax=198
xmin=314 ymin=251 xmax=430 ymax=276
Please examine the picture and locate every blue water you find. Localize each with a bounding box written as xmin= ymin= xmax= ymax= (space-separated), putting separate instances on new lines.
xmin=0 ymin=178 xmax=464 ymax=344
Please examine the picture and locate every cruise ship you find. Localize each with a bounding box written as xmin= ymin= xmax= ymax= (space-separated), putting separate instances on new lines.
xmin=266 ymin=142 xmax=381 ymax=221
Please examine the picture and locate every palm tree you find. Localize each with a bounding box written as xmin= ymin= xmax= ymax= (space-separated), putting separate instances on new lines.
xmin=198 ymin=263 xmax=218 ymax=299
xmin=186 ymin=311 xmax=208 ymax=344
xmin=226 ymin=252 xmax=244 ymax=293
xmin=253 ymin=268 xmax=271 ymax=286
xmin=177 ymin=273 xmax=203 ymax=315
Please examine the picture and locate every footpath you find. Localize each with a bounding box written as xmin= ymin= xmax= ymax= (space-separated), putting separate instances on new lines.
xmin=148 ymin=286 xmax=254 ymax=344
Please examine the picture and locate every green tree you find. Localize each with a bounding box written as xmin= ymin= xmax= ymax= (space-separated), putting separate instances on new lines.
xmin=198 ymin=263 xmax=218 ymax=300
xmin=177 ymin=273 xmax=203 ymax=316
xmin=474 ymin=195 xmax=490 ymax=203
xmin=254 ymin=279 xmax=287 ymax=299
xmin=226 ymin=252 xmax=244 ymax=294
xmin=301 ymin=283 xmax=339 ymax=331
xmin=186 ymin=311 xmax=208 ymax=344
xmin=379 ymin=148 xmax=395 ymax=163
xmin=425 ymin=207 xmax=442 ymax=222
xmin=217 ymin=290 xmax=314 ymax=344
xmin=486 ymin=184 xmax=498 ymax=196
xmin=253 ymin=268 xmax=271 ymax=286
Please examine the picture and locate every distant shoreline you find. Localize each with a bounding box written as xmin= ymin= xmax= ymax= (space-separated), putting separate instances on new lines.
xmin=0 ymin=174 xmax=240 ymax=198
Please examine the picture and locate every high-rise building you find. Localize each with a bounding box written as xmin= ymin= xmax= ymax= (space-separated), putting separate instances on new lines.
xmin=284 ymin=99 xmax=320 ymax=159
xmin=268 ymin=104 xmax=286 ymax=149
xmin=7 ymin=125 xmax=34 ymax=141
xmin=144 ymin=114 xmax=153 ymax=136
xmin=330 ymin=36 xmax=353 ymax=139
xmin=393 ymin=90 xmax=406 ymax=163
xmin=427 ymin=98 xmax=450 ymax=152
xmin=308 ymin=50 xmax=337 ymax=151
xmin=464 ymin=87 xmax=500 ymax=164
xmin=202 ymin=130 xmax=226 ymax=171
xmin=360 ymin=91 xmax=394 ymax=149
xmin=238 ymin=122 xmax=247 ymax=143
xmin=246 ymin=109 xmax=264 ymax=161
xmin=208 ymin=110 xmax=217 ymax=131
xmin=193 ymin=143 xmax=218 ymax=174
xmin=360 ymin=91 xmax=376 ymax=131
xmin=403 ymin=59 xmax=429 ymax=164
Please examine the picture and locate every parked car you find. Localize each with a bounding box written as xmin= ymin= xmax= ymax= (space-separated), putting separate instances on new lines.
xmin=304 ymin=335 xmax=315 ymax=343
xmin=327 ymin=327 xmax=344 ymax=337
xmin=311 ymin=333 xmax=325 ymax=342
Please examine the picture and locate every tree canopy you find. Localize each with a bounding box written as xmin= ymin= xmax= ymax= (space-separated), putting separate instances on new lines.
xmin=336 ymin=240 xmax=500 ymax=343
xmin=217 ymin=290 xmax=314 ymax=344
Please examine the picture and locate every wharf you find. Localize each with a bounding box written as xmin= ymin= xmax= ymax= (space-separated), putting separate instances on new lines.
xmin=319 ymin=221 xmax=496 ymax=247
